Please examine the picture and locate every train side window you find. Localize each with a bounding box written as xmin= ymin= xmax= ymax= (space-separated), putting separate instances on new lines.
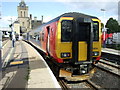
xmin=61 ymin=20 xmax=73 ymax=42
xmin=42 ymin=32 xmax=44 ymax=41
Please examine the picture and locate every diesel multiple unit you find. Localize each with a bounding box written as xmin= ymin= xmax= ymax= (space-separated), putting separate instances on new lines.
xmin=25 ymin=12 xmax=101 ymax=80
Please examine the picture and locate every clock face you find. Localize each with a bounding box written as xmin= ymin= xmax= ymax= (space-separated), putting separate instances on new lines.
xmin=22 ymin=5 xmax=24 ymax=7
xmin=20 ymin=2 xmax=26 ymax=8
xmin=21 ymin=4 xmax=25 ymax=7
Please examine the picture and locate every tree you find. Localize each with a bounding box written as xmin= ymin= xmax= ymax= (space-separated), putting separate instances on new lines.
xmin=105 ymin=18 xmax=120 ymax=33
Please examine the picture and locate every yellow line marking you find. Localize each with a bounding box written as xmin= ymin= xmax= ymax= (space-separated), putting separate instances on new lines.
xmin=10 ymin=61 xmax=23 ymax=65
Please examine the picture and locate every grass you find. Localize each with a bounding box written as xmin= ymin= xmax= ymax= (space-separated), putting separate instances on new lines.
xmin=25 ymin=66 xmax=30 ymax=81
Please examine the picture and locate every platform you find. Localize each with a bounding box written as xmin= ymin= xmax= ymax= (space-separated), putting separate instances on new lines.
xmin=0 ymin=40 xmax=61 ymax=89
xmin=102 ymin=48 xmax=120 ymax=56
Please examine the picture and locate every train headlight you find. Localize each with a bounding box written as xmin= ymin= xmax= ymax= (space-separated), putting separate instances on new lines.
xmin=61 ymin=53 xmax=71 ymax=58
xmin=93 ymin=52 xmax=99 ymax=56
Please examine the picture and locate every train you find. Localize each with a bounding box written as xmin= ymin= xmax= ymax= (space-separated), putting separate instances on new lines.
xmin=24 ymin=12 xmax=102 ymax=81
xmin=101 ymin=33 xmax=120 ymax=44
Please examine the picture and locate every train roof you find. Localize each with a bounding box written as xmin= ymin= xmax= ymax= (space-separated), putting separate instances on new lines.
xmin=44 ymin=12 xmax=99 ymax=25
xmin=30 ymin=12 xmax=99 ymax=32
xmin=59 ymin=12 xmax=98 ymax=19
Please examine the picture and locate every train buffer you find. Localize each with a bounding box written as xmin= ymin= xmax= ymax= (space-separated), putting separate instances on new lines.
xmin=0 ymin=40 xmax=61 ymax=89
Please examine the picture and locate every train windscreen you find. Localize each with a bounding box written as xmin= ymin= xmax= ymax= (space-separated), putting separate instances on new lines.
xmin=78 ymin=23 xmax=90 ymax=41
xmin=93 ymin=21 xmax=99 ymax=41
xmin=61 ymin=20 xmax=73 ymax=42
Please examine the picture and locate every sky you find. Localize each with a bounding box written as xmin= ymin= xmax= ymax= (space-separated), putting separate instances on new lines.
xmin=0 ymin=0 xmax=119 ymax=27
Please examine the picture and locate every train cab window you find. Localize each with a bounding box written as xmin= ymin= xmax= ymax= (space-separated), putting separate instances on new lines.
xmin=61 ymin=20 xmax=73 ymax=42
xmin=93 ymin=21 xmax=99 ymax=41
xmin=78 ymin=23 xmax=90 ymax=41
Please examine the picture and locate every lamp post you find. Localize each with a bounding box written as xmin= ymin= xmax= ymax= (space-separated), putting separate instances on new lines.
xmin=101 ymin=9 xmax=106 ymax=48
xmin=8 ymin=18 xmax=15 ymax=47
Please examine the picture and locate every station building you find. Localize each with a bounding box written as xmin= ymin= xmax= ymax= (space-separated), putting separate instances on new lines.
xmin=13 ymin=0 xmax=42 ymax=36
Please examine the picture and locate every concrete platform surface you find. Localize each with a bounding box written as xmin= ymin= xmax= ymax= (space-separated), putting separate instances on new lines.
xmin=23 ymin=41 xmax=61 ymax=88
xmin=0 ymin=40 xmax=61 ymax=89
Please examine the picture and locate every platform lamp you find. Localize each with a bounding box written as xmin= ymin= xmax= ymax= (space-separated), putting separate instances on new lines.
xmin=101 ymin=9 xmax=106 ymax=48
xmin=8 ymin=18 xmax=15 ymax=47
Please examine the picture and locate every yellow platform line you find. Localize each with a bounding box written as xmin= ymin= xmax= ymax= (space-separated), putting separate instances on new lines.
xmin=10 ymin=61 xmax=23 ymax=65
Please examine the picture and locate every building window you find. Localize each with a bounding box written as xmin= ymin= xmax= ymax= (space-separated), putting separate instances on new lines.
xmin=22 ymin=22 xmax=24 ymax=26
xmin=21 ymin=11 xmax=22 ymax=17
xmin=24 ymin=11 xmax=25 ymax=17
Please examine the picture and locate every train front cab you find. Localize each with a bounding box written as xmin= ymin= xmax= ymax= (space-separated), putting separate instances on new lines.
xmin=56 ymin=17 xmax=101 ymax=80
xmin=92 ymin=18 xmax=101 ymax=61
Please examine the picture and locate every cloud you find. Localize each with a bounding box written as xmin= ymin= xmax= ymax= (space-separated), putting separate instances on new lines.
xmin=60 ymin=2 xmax=118 ymax=23
xmin=2 ymin=0 xmax=120 ymax=2
xmin=63 ymin=2 xmax=117 ymax=12
xmin=42 ymin=16 xmax=53 ymax=22
xmin=0 ymin=16 xmax=17 ymax=27
xmin=99 ymin=15 xmax=118 ymax=24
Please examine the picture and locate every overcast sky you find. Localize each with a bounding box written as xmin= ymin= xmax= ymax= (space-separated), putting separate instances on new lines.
xmin=0 ymin=0 xmax=119 ymax=27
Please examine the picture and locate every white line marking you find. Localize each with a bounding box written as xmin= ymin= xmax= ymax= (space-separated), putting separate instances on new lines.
xmin=2 ymin=48 xmax=13 ymax=68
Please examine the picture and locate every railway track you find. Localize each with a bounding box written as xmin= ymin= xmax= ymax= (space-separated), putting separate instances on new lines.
xmin=27 ymin=41 xmax=120 ymax=89
xmin=58 ymin=77 xmax=101 ymax=89
xmin=100 ymin=51 xmax=120 ymax=77
xmin=101 ymin=52 xmax=120 ymax=64
xmin=99 ymin=59 xmax=120 ymax=69
xmin=95 ymin=59 xmax=120 ymax=77
xmin=58 ymin=58 xmax=120 ymax=89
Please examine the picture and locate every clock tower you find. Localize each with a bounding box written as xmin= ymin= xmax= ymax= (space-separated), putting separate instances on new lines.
xmin=17 ymin=0 xmax=29 ymax=33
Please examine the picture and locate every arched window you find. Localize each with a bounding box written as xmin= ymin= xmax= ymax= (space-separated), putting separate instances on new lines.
xmin=21 ymin=11 xmax=22 ymax=17
xmin=24 ymin=11 xmax=25 ymax=17
xmin=22 ymin=22 xmax=24 ymax=26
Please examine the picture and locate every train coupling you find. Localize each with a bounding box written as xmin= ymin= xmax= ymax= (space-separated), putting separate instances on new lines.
xmin=59 ymin=68 xmax=96 ymax=81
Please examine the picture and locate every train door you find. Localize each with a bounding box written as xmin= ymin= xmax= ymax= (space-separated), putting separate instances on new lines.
xmin=72 ymin=18 xmax=93 ymax=63
xmin=46 ymin=26 xmax=50 ymax=53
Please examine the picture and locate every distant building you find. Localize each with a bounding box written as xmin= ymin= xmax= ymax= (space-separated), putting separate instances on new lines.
xmin=118 ymin=1 xmax=120 ymax=25
xmin=13 ymin=0 xmax=42 ymax=36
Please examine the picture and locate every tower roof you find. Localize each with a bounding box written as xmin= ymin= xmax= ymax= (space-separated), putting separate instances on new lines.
xmin=19 ymin=0 xmax=26 ymax=7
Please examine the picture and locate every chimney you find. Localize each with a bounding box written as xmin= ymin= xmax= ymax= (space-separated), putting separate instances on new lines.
xmin=41 ymin=15 xmax=43 ymax=23
xmin=34 ymin=16 xmax=37 ymax=22
xmin=30 ymin=14 xmax=32 ymax=19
